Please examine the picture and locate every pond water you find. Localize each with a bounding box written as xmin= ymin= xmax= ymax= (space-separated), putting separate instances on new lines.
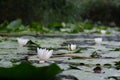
xmin=0 ymin=28 xmax=120 ymax=80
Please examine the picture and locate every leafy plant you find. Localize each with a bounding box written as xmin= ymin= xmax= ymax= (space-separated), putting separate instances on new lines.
xmin=29 ymin=22 xmax=48 ymax=33
xmin=90 ymin=51 xmax=101 ymax=58
xmin=68 ymin=65 xmax=81 ymax=70
xmin=25 ymin=40 xmax=41 ymax=53
xmin=6 ymin=19 xmax=25 ymax=32
xmin=83 ymin=23 xmax=94 ymax=30
xmin=108 ymin=76 xmax=118 ymax=80
xmin=0 ymin=20 xmax=8 ymax=32
xmin=110 ymin=48 xmax=120 ymax=51
xmin=70 ymin=22 xmax=84 ymax=33
xmin=103 ymin=64 xmax=112 ymax=68
xmin=0 ymin=62 xmax=62 ymax=80
xmin=56 ymin=74 xmax=78 ymax=80
xmin=74 ymin=48 xmax=83 ymax=53
xmin=114 ymin=61 xmax=120 ymax=70
xmin=47 ymin=22 xmax=63 ymax=31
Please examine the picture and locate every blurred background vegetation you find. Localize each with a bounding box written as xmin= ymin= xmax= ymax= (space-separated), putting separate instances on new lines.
xmin=0 ymin=0 xmax=120 ymax=27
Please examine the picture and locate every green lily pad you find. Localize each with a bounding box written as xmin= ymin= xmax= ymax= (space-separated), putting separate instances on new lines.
xmin=0 ymin=62 xmax=62 ymax=80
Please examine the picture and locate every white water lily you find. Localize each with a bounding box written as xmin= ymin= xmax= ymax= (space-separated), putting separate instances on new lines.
xmin=68 ymin=44 xmax=77 ymax=51
xmin=37 ymin=48 xmax=53 ymax=63
xmin=17 ymin=38 xmax=29 ymax=47
xmin=101 ymin=30 xmax=106 ymax=35
xmin=94 ymin=38 xmax=102 ymax=45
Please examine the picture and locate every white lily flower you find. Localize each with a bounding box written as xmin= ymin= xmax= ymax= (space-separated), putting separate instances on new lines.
xmin=37 ymin=48 xmax=53 ymax=63
xmin=94 ymin=38 xmax=102 ymax=45
xmin=17 ymin=38 xmax=29 ymax=47
xmin=68 ymin=44 xmax=77 ymax=51
xmin=101 ymin=30 xmax=106 ymax=35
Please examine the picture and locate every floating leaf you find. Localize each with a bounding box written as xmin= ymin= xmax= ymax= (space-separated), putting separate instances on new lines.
xmin=25 ymin=40 xmax=41 ymax=53
xmin=114 ymin=61 xmax=120 ymax=70
xmin=110 ymin=48 xmax=120 ymax=51
xmin=56 ymin=74 xmax=78 ymax=80
xmin=108 ymin=76 xmax=119 ymax=80
xmin=103 ymin=64 xmax=112 ymax=68
xmin=74 ymin=48 xmax=83 ymax=53
xmin=0 ymin=62 xmax=62 ymax=80
xmin=90 ymin=51 xmax=102 ymax=58
xmin=68 ymin=65 xmax=81 ymax=70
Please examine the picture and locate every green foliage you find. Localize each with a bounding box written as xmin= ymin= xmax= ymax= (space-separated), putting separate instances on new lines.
xmin=0 ymin=62 xmax=62 ymax=80
xmin=10 ymin=59 xmax=19 ymax=63
xmin=0 ymin=19 xmax=28 ymax=32
xmin=68 ymin=65 xmax=81 ymax=70
xmin=30 ymin=22 xmax=48 ymax=33
xmin=0 ymin=21 xmax=8 ymax=31
xmin=97 ymin=25 xmax=108 ymax=30
xmin=47 ymin=22 xmax=63 ymax=31
xmin=114 ymin=61 xmax=120 ymax=70
xmin=74 ymin=47 xmax=85 ymax=53
xmin=108 ymin=76 xmax=118 ymax=80
xmin=103 ymin=64 xmax=112 ymax=68
xmin=110 ymin=48 xmax=120 ymax=51
xmin=90 ymin=51 xmax=101 ymax=58
xmin=70 ymin=22 xmax=94 ymax=33
xmin=7 ymin=19 xmax=22 ymax=29
xmin=96 ymin=64 xmax=101 ymax=66
xmin=25 ymin=40 xmax=41 ymax=53
xmin=83 ymin=23 xmax=94 ymax=30
xmin=0 ymin=19 xmax=117 ymax=34
xmin=71 ymin=23 xmax=84 ymax=33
